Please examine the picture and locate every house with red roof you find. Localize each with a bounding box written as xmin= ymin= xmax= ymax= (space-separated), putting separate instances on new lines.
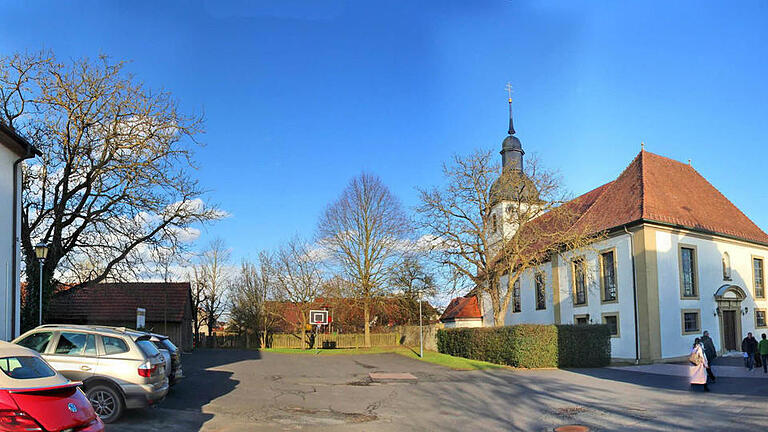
xmin=440 ymin=295 xmax=482 ymax=328
xmin=441 ymin=103 xmax=768 ymax=363
xmin=46 ymin=282 xmax=194 ymax=351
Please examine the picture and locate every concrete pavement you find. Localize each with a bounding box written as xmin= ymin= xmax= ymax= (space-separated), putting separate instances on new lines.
xmin=108 ymin=349 xmax=768 ymax=431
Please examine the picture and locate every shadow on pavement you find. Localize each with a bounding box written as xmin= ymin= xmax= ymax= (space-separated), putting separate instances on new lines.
xmin=568 ymin=364 xmax=768 ymax=396
xmin=108 ymin=349 xmax=261 ymax=431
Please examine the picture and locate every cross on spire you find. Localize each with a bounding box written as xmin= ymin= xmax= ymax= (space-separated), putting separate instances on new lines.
xmin=505 ymin=82 xmax=515 ymax=135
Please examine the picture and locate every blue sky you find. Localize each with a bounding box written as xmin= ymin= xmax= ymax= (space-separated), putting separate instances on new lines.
xmin=1 ymin=1 xmax=767 ymax=263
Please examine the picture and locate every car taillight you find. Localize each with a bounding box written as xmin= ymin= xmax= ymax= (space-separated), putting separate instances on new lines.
xmin=138 ymin=364 xmax=158 ymax=377
xmin=0 ymin=410 xmax=43 ymax=431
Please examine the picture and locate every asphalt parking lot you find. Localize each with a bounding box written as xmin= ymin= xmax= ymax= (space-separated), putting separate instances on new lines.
xmin=107 ymin=349 xmax=768 ymax=431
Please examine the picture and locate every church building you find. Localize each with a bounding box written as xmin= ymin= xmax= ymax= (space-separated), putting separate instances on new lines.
xmin=441 ymin=102 xmax=768 ymax=364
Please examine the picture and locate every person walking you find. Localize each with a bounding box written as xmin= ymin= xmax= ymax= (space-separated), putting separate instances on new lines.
xmin=742 ymin=332 xmax=758 ymax=370
xmin=689 ymin=338 xmax=710 ymax=392
xmin=701 ymin=330 xmax=717 ymax=382
xmin=759 ymin=333 xmax=768 ymax=374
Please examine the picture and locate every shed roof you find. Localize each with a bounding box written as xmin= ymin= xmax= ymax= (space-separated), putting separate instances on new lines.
xmin=47 ymin=282 xmax=191 ymax=324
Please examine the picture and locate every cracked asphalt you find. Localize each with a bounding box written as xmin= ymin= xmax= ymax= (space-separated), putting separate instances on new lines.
xmin=108 ymin=349 xmax=768 ymax=431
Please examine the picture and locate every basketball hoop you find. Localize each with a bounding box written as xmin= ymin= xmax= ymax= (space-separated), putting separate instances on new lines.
xmin=309 ymin=309 xmax=329 ymax=326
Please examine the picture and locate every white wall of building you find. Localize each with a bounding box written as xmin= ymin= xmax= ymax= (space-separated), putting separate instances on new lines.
xmin=443 ymin=318 xmax=484 ymax=328
xmin=479 ymin=233 xmax=638 ymax=359
xmin=655 ymin=230 xmax=768 ymax=359
xmin=556 ymin=234 xmax=637 ymax=359
xmin=0 ymin=146 xmax=17 ymax=341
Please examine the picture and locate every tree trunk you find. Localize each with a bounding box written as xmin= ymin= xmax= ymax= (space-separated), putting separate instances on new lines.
xmin=364 ymin=302 xmax=371 ymax=348
xmin=494 ymin=310 xmax=505 ymax=327
xmin=300 ymin=315 xmax=307 ymax=350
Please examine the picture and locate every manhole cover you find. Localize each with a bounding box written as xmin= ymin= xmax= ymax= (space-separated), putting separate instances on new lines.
xmin=368 ymin=372 xmax=417 ymax=382
xmin=554 ymin=426 xmax=590 ymax=432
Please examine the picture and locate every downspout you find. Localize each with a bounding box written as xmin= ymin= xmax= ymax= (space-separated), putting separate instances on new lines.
xmin=624 ymin=226 xmax=640 ymax=364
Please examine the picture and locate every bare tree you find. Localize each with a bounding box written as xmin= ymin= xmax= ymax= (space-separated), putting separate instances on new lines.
xmin=318 ymin=173 xmax=411 ymax=347
xmin=273 ymin=237 xmax=324 ymax=349
xmin=417 ymin=149 xmax=602 ymax=325
xmin=149 ymin=240 xmax=192 ymax=336
xmin=189 ymin=264 xmax=207 ymax=347
xmin=197 ymin=239 xmax=230 ymax=343
xmin=417 ymin=150 xmax=500 ymax=321
xmin=229 ymin=252 xmax=280 ymax=348
xmin=492 ymin=155 xmax=602 ymax=326
xmin=390 ymin=255 xmax=437 ymax=325
xmin=0 ymin=51 xmax=224 ymax=330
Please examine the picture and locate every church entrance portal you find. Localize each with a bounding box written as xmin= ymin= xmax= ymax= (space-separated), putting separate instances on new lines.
xmin=714 ymin=284 xmax=746 ymax=353
xmin=721 ymin=310 xmax=738 ymax=351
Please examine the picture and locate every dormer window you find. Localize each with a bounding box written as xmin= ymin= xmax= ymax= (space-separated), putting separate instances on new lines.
xmin=722 ymin=252 xmax=731 ymax=281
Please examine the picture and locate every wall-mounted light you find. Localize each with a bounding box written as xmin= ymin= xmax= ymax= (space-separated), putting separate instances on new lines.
xmin=715 ymin=307 xmax=721 ymax=317
xmin=743 ymin=306 xmax=749 ymax=316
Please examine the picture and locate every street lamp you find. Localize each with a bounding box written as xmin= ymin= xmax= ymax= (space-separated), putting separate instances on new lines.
xmin=34 ymin=242 xmax=49 ymax=327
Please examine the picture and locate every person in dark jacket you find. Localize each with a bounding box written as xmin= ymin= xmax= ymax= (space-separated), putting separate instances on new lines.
xmin=701 ymin=330 xmax=717 ymax=381
xmin=742 ymin=332 xmax=758 ymax=370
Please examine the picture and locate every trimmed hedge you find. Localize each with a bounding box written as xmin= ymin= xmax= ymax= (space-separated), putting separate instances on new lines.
xmin=437 ymin=324 xmax=610 ymax=368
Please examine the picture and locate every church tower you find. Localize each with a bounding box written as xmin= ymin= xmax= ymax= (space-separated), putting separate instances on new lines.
xmin=488 ymin=88 xmax=539 ymax=244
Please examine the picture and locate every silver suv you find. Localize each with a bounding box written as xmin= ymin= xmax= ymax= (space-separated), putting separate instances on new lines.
xmin=13 ymin=324 xmax=168 ymax=423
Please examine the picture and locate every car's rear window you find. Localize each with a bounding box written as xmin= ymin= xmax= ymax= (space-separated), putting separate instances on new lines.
xmin=136 ymin=340 xmax=160 ymax=358
xmin=0 ymin=356 xmax=56 ymax=379
xmin=15 ymin=332 xmax=53 ymax=353
xmin=160 ymin=339 xmax=178 ymax=352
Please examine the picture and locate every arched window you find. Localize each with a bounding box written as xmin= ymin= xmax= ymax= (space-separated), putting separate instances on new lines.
xmin=492 ymin=214 xmax=498 ymax=233
xmin=722 ymin=252 xmax=731 ymax=280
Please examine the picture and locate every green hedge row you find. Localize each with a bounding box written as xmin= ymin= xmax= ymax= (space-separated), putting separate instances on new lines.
xmin=436 ymin=324 xmax=611 ymax=368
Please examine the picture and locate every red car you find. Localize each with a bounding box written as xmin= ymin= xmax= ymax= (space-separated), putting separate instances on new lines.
xmin=0 ymin=341 xmax=104 ymax=431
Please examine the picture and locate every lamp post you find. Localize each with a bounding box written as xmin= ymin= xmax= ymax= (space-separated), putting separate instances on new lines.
xmin=34 ymin=242 xmax=49 ymax=327
xmin=418 ymin=289 xmax=423 ymax=358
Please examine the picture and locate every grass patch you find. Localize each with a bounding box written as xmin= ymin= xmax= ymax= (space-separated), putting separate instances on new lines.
xmin=262 ymin=347 xmax=505 ymax=370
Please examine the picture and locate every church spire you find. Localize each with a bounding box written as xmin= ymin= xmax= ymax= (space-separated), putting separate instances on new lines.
xmin=500 ymin=83 xmax=523 ymax=170
xmin=506 ymin=82 xmax=516 ymax=135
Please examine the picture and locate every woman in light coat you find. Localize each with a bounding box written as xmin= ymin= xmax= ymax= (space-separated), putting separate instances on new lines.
xmin=690 ymin=338 xmax=710 ymax=392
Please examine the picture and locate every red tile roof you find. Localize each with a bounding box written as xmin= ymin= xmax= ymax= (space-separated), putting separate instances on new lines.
xmin=569 ymin=150 xmax=768 ymax=244
xmin=440 ymin=295 xmax=482 ymax=321
xmin=47 ymin=282 xmax=192 ymax=324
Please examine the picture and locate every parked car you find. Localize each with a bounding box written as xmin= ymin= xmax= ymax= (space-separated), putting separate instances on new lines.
xmin=148 ymin=333 xmax=183 ymax=385
xmin=13 ymin=324 xmax=168 ymax=423
xmin=122 ymin=330 xmax=173 ymax=385
xmin=0 ymin=340 xmax=104 ymax=431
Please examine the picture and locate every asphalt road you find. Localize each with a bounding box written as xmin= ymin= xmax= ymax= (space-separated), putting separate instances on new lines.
xmin=107 ymin=349 xmax=768 ymax=431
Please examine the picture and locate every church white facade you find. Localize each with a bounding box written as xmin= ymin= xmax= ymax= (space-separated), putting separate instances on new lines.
xmin=442 ymin=105 xmax=768 ymax=364
xmin=479 ymin=226 xmax=768 ymax=362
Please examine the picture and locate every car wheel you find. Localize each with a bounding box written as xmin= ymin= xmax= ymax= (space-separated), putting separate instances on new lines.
xmin=86 ymin=384 xmax=124 ymax=423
